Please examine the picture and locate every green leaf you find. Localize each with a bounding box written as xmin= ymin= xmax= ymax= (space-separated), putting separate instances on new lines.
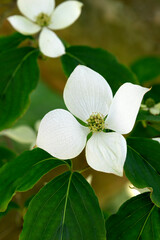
xmin=130 ymin=121 xmax=160 ymax=138
xmin=131 ymin=56 xmax=160 ymax=84
xmin=144 ymin=84 xmax=160 ymax=103
xmin=0 ymin=148 xmax=70 ymax=212
xmin=137 ymin=110 xmax=160 ymax=122
xmin=20 ymin=171 xmax=106 ymax=240
xmin=0 ymin=146 xmax=16 ymax=168
xmin=0 ymin=32 xmax=31 ymax=53
xmin=124 ymin=146 xmax=160 ymax=207
xmin=0 ymin=47 xmax=39 ymax=130
xmin=0 ymin=201 xmax=19 ymax=219
xmin=106 ymin=193 xmax=160 ymax=239
xmin=61 ymin=46 xmax=138 ymax=94
xmin=16 ymin=81 xmax=66 ymax=128
xmin=127 ymin=137 xmax=160 ymax=172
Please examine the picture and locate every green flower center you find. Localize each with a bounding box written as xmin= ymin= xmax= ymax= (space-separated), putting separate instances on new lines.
xmin=36 ymin=13 xmax=50 ymax=27
xmin=86 ymin=113 xmax=105 ymax=132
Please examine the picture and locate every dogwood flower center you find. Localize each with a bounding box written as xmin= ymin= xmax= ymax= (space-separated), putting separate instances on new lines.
xmin=36 ymin=13 xmax=51 ymax=27
xmin=86 ymin=113 xmax=105 ymax=132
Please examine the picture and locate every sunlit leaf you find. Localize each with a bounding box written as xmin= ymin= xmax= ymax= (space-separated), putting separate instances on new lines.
xmin=20 ymin=171 xmax=106 ymax=240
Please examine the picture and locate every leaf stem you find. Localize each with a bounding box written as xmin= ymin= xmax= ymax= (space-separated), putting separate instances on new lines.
xmin=60 ymin=172 xmax=73 ymax=240
xmin=79 ymin=166 xmax=91 ymax=174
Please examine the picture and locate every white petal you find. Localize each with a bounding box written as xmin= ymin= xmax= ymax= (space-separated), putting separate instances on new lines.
xmin=106 ymin=83 xmax=149 ymax=134
xmin=86 ymin=132 xmax=127 ymax=176
xmin=39 ymin=27 xmax=65 ymax=58
xmin=63 ymin=65 xmax=113 ymax=123
xmin=7 ymin=15 xmax=41 ymax=35
xmin=17 ymin=0 xmax=55 ymax=22
xmin=36 ymin=109 xmax=89 ymax=159
xmin=48 ymin=1 xmax=83 ymax=30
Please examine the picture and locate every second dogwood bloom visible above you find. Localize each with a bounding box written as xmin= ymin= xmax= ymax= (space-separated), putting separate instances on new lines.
xmin=37 ymin=66 xmax=149 ymax=176
xmin=8 ymin=0 xmax=83 ymax=58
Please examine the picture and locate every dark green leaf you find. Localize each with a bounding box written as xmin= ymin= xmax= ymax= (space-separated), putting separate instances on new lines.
xmin=61 ymin=46 xmax=138 ymax=94
xmin=0 ymin=146 xmax=16 ymax=168
xmin=0 ymin=32 xmax=31 ymax=53
xmin=124 ymin=146 xmax=160 ymax=207
xmin=127 ymin=137 xmax=160 ymax=172
xmin=0 ymin=148 xmax=70 ymax=212
xmin=0 ymin=47 xmax=39 ymax=130
xmin=144 ymin=84 xmax=160 ymax=102
xmin=131 ymin=56 xmax=160 ymax=84
xmin=106 ymin=193 xmax=160 ymax=239
xmin=130 ymin=121 xmax=160 ymax=138
xmin=20 ymin=171 xmax=106 ymax=240
xmin=137 ymin=110 xmax=160 ymax=122
xmin=149 ymin=122 xmax=160 ymax=132
xmin=0 ymin=201 xmax=19 ymax=219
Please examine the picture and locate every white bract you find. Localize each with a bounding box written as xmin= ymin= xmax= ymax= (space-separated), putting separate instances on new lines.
xmin=8 ymin=0 xmax=83 ymax=58
xmin=37 ymin=66 xmax=149 ymax=176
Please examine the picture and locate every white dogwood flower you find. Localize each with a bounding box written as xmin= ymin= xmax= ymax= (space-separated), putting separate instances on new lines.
xmin=8 ymin=0 xmax=83 ymax=58
xmin=37 ymin=66 xmax=149 ymax=176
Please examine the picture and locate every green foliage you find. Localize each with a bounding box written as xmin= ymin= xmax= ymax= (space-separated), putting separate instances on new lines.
xmin=20 ymin=171 xmax=106 ymax=240
xmin=137 ymin=110 xmax=160 ymax=122
xmin=16 ymin=81 xmax=66 ymax=128
xmin=130 ymin=121 xmax=160 ymax=138
xmin=106 ymin=193 xmax=160 ymax=239
xmin=0 ymin=47 xmax=39 ymax=131
xmin=131 ymin=56 xmax=160 ymax=84
xmin=0 ymin=148 xmax=70 ymax=212
xmin=0 ymin=146 xmax=16 ymax=168
xmin=128 ymin=137 xmax=160 ymax=173
xmin=131 ymin=57 xmax=160 ymax=126
xmin=61 ymin=46 xmax=138 ymax=94
xmin=124 ymin=144 xmax=160 ymax=207
xmin=0 ymin=32 xmax=31 ymax=53
xmin=144 ymin=84 xmax=160 ymax=103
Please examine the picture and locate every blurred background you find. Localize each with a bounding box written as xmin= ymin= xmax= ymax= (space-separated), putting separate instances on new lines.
xmin=0 ymin=0 xmax=160 ymax=239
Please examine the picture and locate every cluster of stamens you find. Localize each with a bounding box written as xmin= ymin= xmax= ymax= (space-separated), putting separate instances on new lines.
xmin=86 ymin=113 xmax=105 ymax=132
xmin=36 ymin=13 xmax=50 ymax=27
